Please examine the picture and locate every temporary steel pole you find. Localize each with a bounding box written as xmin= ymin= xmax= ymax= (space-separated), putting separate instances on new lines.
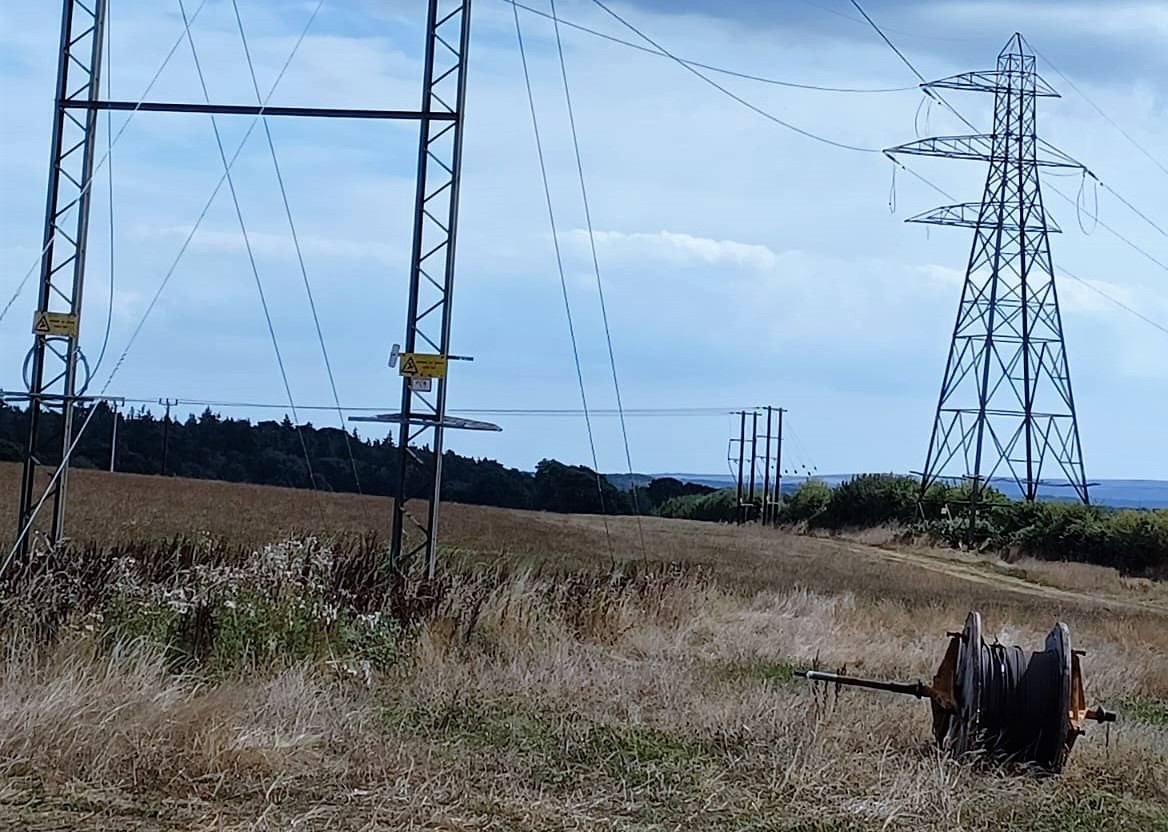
xmin=13 ymin=0 xmax=107 ymax=569
xmin=388 ymin=0 xmax=474 ymax=581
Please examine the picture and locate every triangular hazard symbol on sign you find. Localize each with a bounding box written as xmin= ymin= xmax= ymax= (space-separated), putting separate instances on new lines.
xmin=33 ymin=313 xmax=51 ymax=334
xmin=402 ymin=356 xmax=418 ymax=375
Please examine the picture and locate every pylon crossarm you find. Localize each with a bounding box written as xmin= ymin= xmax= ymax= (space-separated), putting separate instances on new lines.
xmin=886 ymin=134 xmax=994 ymax=162
xmin=922 ymin=69 xmax=1061 ymax=97
xmin=887 ymin=135 xmax=1085 ymax=169
xmin=906 ymin=203 xmax=1063 ymax=233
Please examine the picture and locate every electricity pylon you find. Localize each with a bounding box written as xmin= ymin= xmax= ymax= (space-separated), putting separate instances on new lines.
xmin=886 ymin=33 xmax=1089 ymax=505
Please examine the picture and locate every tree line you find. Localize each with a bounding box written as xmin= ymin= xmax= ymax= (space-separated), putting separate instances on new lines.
xmin=0 ymin=403 xmax=713 ymax=515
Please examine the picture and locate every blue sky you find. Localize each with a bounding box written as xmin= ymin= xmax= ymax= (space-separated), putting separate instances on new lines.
xmin=2 ymin=0 xmax=1167 ymax=479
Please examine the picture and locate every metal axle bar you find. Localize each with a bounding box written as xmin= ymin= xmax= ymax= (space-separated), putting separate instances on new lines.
xmin=797 ymin=669 xmax=933 ymax=699
xmin=62 ymin=100 xmax=455 ymax=120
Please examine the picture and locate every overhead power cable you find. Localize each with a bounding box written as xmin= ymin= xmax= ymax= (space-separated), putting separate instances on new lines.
xmin=229 ymin=0 xmax=364 ymax=495
xmin=588 ymin=0 xmax=881 ymax=154
xmin=1058 ymin=265 xmax=1168 ymax=340
xmin=504 ymin=0 xmax=916 ymax=93
xmin=92 ymin=10 xmax=116 ymax=377
xmin=512 ymin=1 xmax=614 ymax=545
xmin=177 ymin=0 xmax=319 ymax=498
xmin=797 ymin=0 xmax=981 ymax=44
xmin=846 ymin=0 xmax=934 ymax=90
xmin=548 ymin=0 xmax=646 ymax=557
xmin=77 ymin=398 xmax=750 ymax=417
xmin=0 ymin=0 xmax=213 ymax=329
xmin=1024 ymin=37 xmax=1168 ymax=180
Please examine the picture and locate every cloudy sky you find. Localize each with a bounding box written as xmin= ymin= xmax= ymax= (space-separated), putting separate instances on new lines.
xmin=2 ymin=0 xmax=1167 ymax=480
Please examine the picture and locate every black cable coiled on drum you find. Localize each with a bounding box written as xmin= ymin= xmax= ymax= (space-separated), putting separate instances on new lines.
xmin=976 ymin=641 xmax=1062 ymax=764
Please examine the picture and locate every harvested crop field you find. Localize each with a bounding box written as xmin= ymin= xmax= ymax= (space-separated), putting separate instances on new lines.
xmin=0 ymin=463 xmax=1166 ymax=831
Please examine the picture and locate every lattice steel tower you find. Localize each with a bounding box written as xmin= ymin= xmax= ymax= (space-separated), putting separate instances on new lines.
xmin=887 ymin=34 xmax=1089 ymax=504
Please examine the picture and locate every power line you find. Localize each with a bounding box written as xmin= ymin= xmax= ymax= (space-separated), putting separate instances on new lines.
xmin=846 ymin=0 xmax=932 ymax=89
xmin=92 ymin=9 xmax=116 ymax=377
xmin=1059 ymin=266 xmax=1168 ymax=340
xmin=797 ymin=0 xmax=983 ymax=44
xmin=548 ymin=0 xmax=645 ymax=556
xmin=1024 ymin=36 xmax=1168 ymax=180
xmin=512 ymin=1 xmax=614 ymax=543
xmin=229 ymin=0 xmax=363 ymax=495
xmin=178 ymin=0 xmax=318 ymax=495
xmin=35 ymin=397 xmax=749 ymax=418
xmin=587 ymin=0 xmax=881 ymax=154
xmin=504 ymin=0 xmax=917 ymax=93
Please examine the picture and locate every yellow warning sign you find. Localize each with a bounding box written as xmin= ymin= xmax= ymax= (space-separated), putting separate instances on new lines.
xmin=398 ymin=352 xmax=447 ymax=379
xmin=32 ymin=311 xmax=79 ymax=337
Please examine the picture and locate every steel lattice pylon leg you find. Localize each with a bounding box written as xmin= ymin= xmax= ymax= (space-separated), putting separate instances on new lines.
xmin=12 ymin=0 xmax=107 ymax=571
xmin=887 ymin=34 xmax=1089 ymax=506
xmin=390 ymin=0 xmax=473 ymax=580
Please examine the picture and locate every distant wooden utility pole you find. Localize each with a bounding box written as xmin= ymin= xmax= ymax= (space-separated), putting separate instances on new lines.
xmin=159 ymin=398 xmax=177 ymax=476
xmin=731 ymin=405 xmax=785 ymax=526
xmin=772 ymin=407 xmax=785 ymax=525
xmin=108 ymin=398 xmax=124 ymax=473
xmin=735 ymin=411 xmax=747 ymax=525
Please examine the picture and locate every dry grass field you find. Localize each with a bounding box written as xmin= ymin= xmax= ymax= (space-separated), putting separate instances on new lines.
xmin=0 ymin=462 xmax=1166 ymax=831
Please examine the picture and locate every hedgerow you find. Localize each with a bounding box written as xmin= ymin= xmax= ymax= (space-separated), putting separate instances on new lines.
xmin=655 ymin=474 xmax=1167 ymax=579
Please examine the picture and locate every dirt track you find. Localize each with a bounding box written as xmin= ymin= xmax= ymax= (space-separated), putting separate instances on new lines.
xmin=842 ymin=538 xmax=1168 ymax=616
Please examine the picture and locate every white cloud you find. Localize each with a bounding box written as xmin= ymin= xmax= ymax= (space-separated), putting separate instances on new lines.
xmin=561 ymin=228 xmax=779 ymax=271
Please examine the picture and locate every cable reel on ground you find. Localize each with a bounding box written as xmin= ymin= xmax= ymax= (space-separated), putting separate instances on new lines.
xmin=798 ymin=610 xmax=1116 ymax=773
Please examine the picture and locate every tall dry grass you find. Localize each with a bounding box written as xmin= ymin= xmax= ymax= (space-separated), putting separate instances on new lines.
xmin=1 ymin=465 xmax=1166 ymax=829
xmin=0 ymin=539 xmax=1165 ymax=831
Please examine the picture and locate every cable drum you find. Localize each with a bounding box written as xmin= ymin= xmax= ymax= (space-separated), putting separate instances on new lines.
xmin=801 ymin=610 xmax=1115 ymax=773
xmin=936 ymin=613 xmax=1080 ymax=771
xmin=975 ymin=638 xmax=1069 ymax=768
